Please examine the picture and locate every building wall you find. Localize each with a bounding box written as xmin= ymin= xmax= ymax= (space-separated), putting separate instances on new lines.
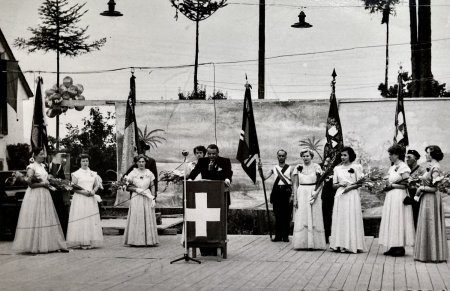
xmin=0 ymin=42 xmax=29 ymax=171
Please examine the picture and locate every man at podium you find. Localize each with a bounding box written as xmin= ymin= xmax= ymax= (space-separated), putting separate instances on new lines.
xmin=188 ymin=144 xmax=232 ymax=256
xmin=188 ymin=144 xmax=232 ymax=207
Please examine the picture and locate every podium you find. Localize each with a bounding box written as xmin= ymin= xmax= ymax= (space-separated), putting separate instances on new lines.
xmin=186 ymin=180 xmax=227 ymax=259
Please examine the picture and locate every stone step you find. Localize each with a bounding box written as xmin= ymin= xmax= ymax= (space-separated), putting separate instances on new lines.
xmin=101 ymin=216 xmax=183 ymax=236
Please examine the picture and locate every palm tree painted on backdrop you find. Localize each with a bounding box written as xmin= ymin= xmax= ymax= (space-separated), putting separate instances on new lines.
xmin=299 ymin=136 xmax=324 ymax=163
xmin=361 ymin=0 xmax=400 ymax=97
xmin=138 ymin=126 xmax=166 ymax=151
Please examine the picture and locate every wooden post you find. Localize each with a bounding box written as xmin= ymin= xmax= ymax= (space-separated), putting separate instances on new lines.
xmin=258 ymin=0 xmax=265 ymax=99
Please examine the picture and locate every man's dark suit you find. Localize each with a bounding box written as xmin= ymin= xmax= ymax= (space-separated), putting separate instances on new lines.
xmin=187 ymin=156 xmax=232 ymax=256
xmin=124 ymin=156 xmax=158 ymax=194
xmin=48 ymin=162 xmax=69 ymax=237
xmin=188 ymin=156 xmax=233 ymax=205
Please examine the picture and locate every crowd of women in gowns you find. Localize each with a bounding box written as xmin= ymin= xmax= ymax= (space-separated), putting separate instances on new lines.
xmin=287 ymin=143 xmax=448 ymax=263
xmin=12 ymin=150 xmax=158 ymax=254
xmin=11 ymin=143 xmax=448 ymax=263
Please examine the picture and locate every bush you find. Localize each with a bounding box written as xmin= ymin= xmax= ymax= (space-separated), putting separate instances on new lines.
xmin=6 ymin=143 xmax=30 ymax=170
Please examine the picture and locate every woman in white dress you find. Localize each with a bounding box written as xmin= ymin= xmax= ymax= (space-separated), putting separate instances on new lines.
xmin=123 ymin=155 xmax=159 ymax=246
xmin=330 ymin=146 xmax=367 ymax=253
xmin=66 ymin=154 xmax=103 ymax=249
xmin=292 ymin=149 xmax=326 ymax=250
xmin=379 ymin=144 xmax=415 ymax=257
xmin=12 ymin=147 xmax=68 ymax=254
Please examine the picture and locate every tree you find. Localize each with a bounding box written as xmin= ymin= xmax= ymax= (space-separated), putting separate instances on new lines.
xmin=50 ymin=107 xmax=116 ymax=179
xmin=170 ymin=0 xmax=227 ymax=98
xmin=361 ymin=0 xmax=400 ymax=97
xmin=378 ymin=70 xmax=450 ymax=97
xmin=15 ymin=0 xmax=106 ymax=149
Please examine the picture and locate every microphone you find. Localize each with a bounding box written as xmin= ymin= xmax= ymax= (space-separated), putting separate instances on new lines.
xmin=182 ymin=150 xmax=189 ymax=157
xmin=208 ymin=161 xmax=214 ymax=171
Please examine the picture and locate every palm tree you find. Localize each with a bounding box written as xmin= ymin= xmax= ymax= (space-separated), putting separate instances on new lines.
xmin=138 ymin=126 xmax=166 ymax=151
xmin=299 ymin=136 xmax=324 ymax=162
xmin=361 ymin=0 xmax=400 ymax=97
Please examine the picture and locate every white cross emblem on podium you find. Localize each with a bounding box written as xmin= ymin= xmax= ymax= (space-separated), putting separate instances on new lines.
xmin=185 ymin=192 xmax=221 ymax=237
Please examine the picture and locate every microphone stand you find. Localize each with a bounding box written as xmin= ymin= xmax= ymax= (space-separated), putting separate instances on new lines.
xmin=170 ymin=153 xmax=201 ymax=264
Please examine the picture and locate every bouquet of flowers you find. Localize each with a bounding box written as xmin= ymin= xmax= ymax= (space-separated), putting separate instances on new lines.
xmin=159 ymin=170 xmax=184 ymax=192
xmin=110 ymin=175 xmax=130 ymax=191
xmin=111 ymin=175 xmax=155 ymax=205
xmin=344 ymin=167 xmax=387 ymax=193
xmin=49 ymin=177 xmax=102 ymax=202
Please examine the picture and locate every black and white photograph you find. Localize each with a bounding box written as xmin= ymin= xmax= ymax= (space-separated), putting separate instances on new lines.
xmin=1 ymin=0 xmax=450 ymax=290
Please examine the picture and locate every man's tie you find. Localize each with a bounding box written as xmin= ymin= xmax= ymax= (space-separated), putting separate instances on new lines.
xmin=208 ymin=161 xmax=214 ymax=171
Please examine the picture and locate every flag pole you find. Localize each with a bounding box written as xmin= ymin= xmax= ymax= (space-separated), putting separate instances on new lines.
xmin=258 ymin=156 xmax=273 ymax=240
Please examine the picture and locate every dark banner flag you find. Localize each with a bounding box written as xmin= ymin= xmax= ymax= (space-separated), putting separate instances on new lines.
xmin=120 ymin=75 xmax=140 ymax=176
xmin=316 ymin=70 xmax=343 ymax=188
xmin=393 ymin=74 xmax=409 ymax=147
xmin=30 ymin=76 xmax=49 ymax=155
xmin=236 ymin=84 xmax=260 ymax=183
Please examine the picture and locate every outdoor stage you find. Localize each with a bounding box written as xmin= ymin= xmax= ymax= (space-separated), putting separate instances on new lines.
xmin=1 ymin=235 xmax=450 ymax=291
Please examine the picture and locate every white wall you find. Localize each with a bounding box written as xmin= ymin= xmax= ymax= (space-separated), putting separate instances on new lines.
xmin=0 ymin=43 xmax=30 ymax=170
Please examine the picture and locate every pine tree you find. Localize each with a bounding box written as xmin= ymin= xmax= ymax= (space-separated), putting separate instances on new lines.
xmin=14 ymin=0 xmax=106 ymax=149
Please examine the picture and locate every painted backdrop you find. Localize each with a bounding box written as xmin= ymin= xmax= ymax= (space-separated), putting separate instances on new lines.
xmin=116 ymin=98 xmax=450 ymax=211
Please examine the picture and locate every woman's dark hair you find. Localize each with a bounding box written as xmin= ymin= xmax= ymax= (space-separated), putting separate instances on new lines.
xmin=193 ymin=145 xmax=207 ymax=156
xmin=133 ymin=154 xmax=148 ymax=164
xmin=78 ymin=153 xmax=90 ymax=165
xmin=388 ymin=144 xmax=406 ymax=161
xmin=31 ymin=147 xmax=43 ymax=158
xmin=425 ymin=145 xmax=444 ymax=161
xmin=341 ymin=146 xmax=357 ymax=162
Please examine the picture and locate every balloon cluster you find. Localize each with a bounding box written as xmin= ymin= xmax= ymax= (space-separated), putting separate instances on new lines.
xmin=45 ymin=76 xmax=85 ymax=118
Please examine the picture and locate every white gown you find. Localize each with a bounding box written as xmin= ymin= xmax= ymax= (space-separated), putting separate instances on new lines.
xmin=13 ymin=163 xmax=67 ymax=253
xmin=292 ymin=163 xmax=326 ymax=250
xmin=378 ymin=162 xmax=415 ymax=248
xmin=66 ymin=168 xmax=103 ymax=248
xmin=329 ymin=163 xmax=367 ymax=253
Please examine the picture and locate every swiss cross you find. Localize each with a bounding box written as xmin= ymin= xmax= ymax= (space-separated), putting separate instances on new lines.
xmin=185 ymin=192 xmax=221 ymax=237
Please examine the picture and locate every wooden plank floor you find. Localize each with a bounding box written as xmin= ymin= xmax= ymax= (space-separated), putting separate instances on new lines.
xmin=1 ymin=235 xmax=450 ymax=291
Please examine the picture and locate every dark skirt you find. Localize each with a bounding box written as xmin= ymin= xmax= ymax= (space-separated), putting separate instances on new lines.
xmin=414 ymin=192 xmax=448 ymax=262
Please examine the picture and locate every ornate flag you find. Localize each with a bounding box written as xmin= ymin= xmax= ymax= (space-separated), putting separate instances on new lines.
xmin=316 ymin=70 xmax=343 ymax=188
xmin=119 ymin=75 xmax=140 ymax=176
xmin=393 ymin=73 xmax=409 ymax=147
xmin=30 ymin=76 xmax=49 ymax=155
xmin=236 ymin=84 xmax=260 ymax=183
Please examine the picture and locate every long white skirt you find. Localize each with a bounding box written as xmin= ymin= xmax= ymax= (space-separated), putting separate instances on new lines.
xmin=66 ymin=193 xmax=103 ymax=248
xmin=378 ymin=188 xmax=415 ymax=248
xmin=292 ymin=185 xmax=326 ymax=250
xmin=13 ymin=187 xmax=67 ymax=253
xmin=124 ymin=193 xmax=159 ymax=246
xmin=329 ymin=188 xmax=366 ymax=253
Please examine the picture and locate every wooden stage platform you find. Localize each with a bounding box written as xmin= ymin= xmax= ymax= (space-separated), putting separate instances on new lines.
xmin=1 ymin=235 xmax=450 ymax=290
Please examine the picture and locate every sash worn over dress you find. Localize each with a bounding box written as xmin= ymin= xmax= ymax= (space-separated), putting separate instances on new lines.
xmin=123 ymin=168 xmax=159 ymax=246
